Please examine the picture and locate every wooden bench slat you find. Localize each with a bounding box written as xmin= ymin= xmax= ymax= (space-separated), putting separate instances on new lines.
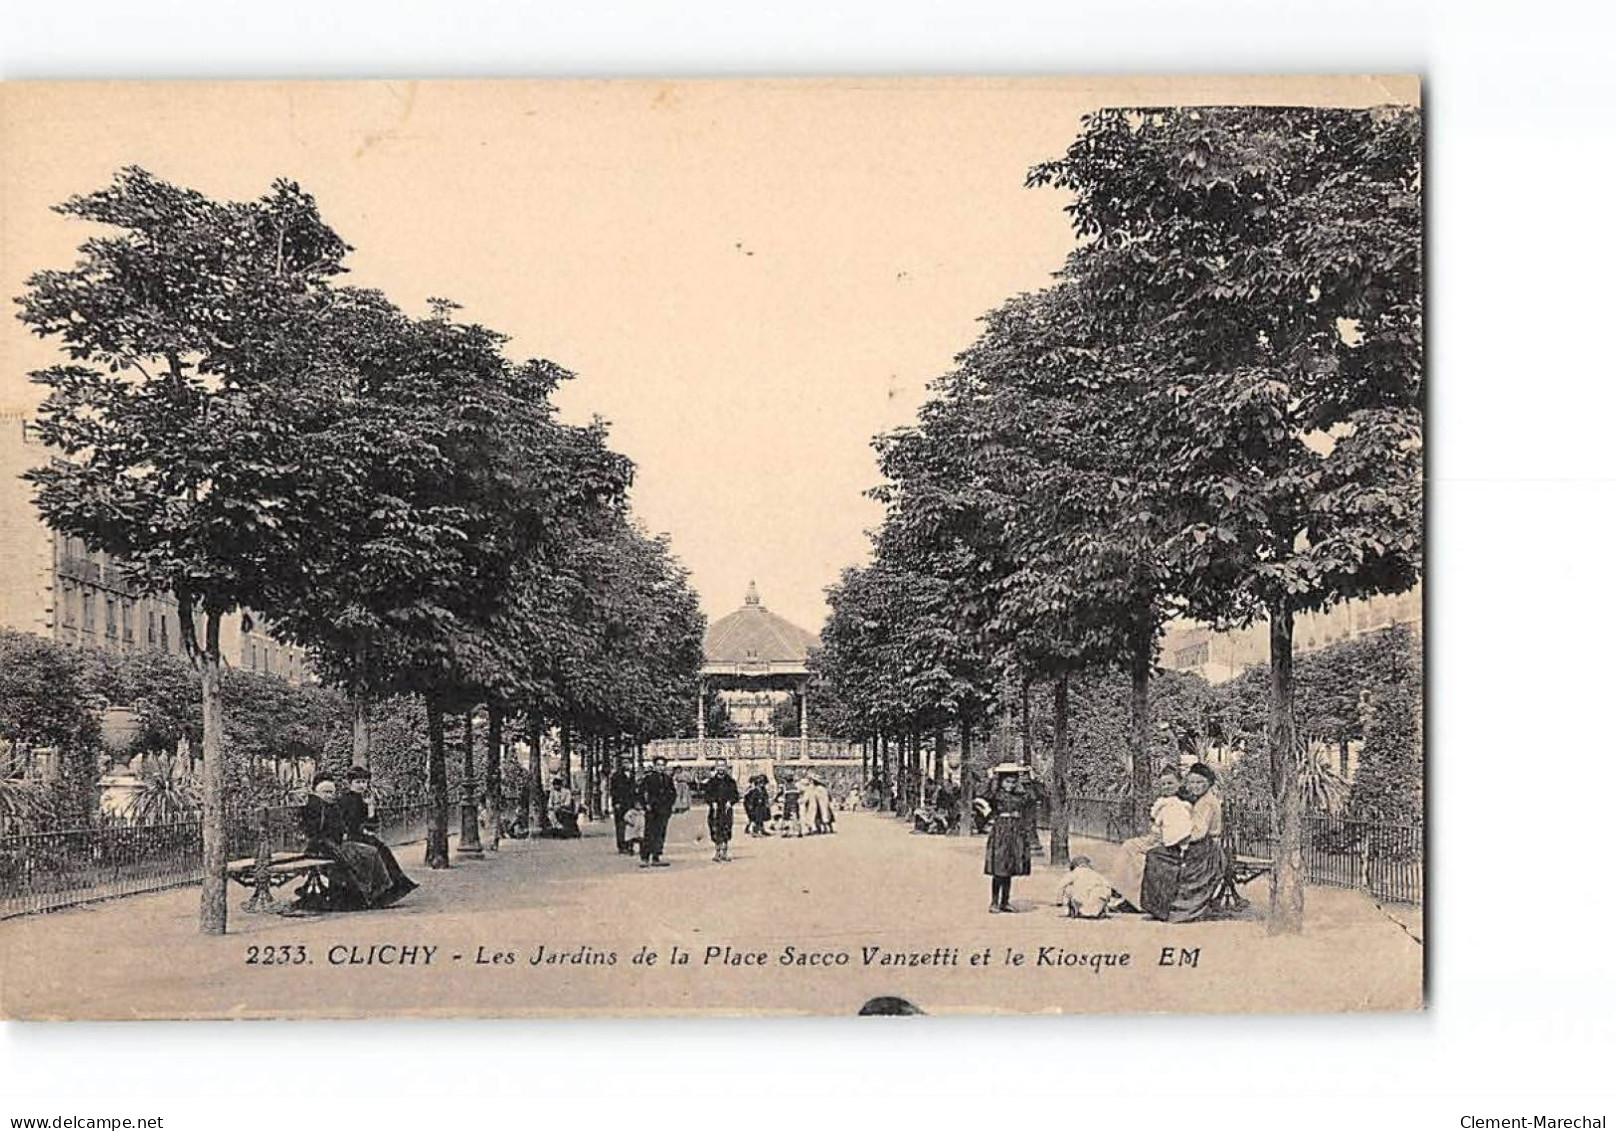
xmin=225 ymin=853 xmax=323 ymax=874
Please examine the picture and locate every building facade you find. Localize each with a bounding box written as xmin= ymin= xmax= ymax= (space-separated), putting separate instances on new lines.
xmin=1159 ymin=585 xmax=1423 ymax=685
xmin=0 ymin=412 xmax=306 ymax=680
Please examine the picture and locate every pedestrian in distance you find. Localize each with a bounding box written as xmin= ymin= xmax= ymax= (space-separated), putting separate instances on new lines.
xmin=743 ymin=774 xmax=772 ymax=836
xmin=777 ymin=775 xmax=803 ymax=838
xmin=609 ymin=758 xmax=638 ymax=855
xmin=638 ymin=756 xmax=677 ymax=867
xmin=704 ymin=757 xmax=741 ymax=862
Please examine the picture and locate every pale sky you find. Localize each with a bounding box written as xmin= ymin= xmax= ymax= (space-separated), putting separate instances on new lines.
xmin=0 ymin=77 xmax=1413 ymax=633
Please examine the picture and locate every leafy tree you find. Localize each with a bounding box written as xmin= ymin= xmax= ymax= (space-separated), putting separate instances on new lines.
xmin=1348 ymin=679 xmax=1421 ymax=824
xmin=0 ymin=631 xmax=101 ymax=822
xmin=1030 ymin=106 xmax=1421 ymax=933
xmin=19 ymin=167 xmax=352 ymax=933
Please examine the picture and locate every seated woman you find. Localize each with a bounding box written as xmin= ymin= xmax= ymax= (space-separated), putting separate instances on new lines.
xmin=1105 ymin=765 xmax=1192 ymax=913
xmin=297 ymin=773 xmax=398 ymax=911
xmin=540 ymin=777 xmax=582 ymax=838
xmin=338 ymin=765 xmax=418 ymax=901
xmin=1142 ymin=762 xmax=1225 ymax=923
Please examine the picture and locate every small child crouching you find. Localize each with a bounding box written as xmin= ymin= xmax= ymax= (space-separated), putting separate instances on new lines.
xmin=1058 ymin=855 xmax=1115 ymax=919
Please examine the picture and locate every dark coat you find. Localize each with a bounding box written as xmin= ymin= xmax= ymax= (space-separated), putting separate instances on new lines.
xmin=982 ymin=779 xmax=1033 ymax=877
xmin=639 ymin=769 xmax=678 ymax=816
xmin=703 ymin=773 xmax=740 ymax=807
xmin=743 ymin=784 xmax=770 ymax=822
xmin=338 ymin=791 xmax=377 ymax=839
xmin=609 ymin=769 xmax=638 ymax=810
xmin=299 ymin=796 xmax=349 ymax=856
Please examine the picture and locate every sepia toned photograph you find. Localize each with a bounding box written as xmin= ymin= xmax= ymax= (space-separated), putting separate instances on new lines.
xmin=0 ymin=75 xmax=1423 ymax=1019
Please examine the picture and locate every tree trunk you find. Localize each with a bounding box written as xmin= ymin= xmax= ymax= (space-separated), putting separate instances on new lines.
xmin=350 ymin=691 xmax=371 ymax=770
xmin=1268 ymin=601 xmax=1305 ymax=934
xmin=1050 ymin=670 xmax=1071 ymax=867
xmin=587 ymin=737 xmax=603 ymax=820
xmin=197 ymin=609 xmax=227 ymax=935
xmin=957 ymin=714 xmax=973 ymax=835
xmin=560 ymin=725 xmax=573 ymax=785
xmin=877 ymin=732 xmax=887 ymax=809
xmin=350 ymin=638 xmax=371 ymax=769
xmin=530 ymin=711 xmax=550 ymax=832
xmin=1129 ymin=610 xmax=1155 ymax=835
xmin=911 ymin=729 xmax=923 ymax=811
xmin=933 ymin=726 xmax=946 ymax=794
xmin=457 ymin=712 xmax=484 ymax=856
xmin=485 ymin=704 xmax=504 ymax=851
xmin=1019 ymin=676 xmax=1032 ymax=764
xmin=425 ymin=699 xmax=451 ymax=868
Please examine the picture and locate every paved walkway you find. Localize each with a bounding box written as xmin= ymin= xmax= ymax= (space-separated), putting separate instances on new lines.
xmin=0 ymin=811 xmax=1422 ymax=1018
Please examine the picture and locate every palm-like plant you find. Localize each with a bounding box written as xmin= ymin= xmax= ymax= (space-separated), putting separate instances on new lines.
xmin=128 ymin=756 xmax=201 ymax=825
xmin=0 ymin=776 xmax=52 ymax=833
xmin=1297 ymin=738 xmax=1350 ymax=815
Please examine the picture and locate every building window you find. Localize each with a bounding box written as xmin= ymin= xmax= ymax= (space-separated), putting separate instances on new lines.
xmin=106 ymin=597 xmax=117 ymax=640
xmin=83 ymin=592 xmax=94 ymax=636
xmin=123 ymin=601 xmax=135 ymax=642
xmin=160 ymin=615 xmax=170 ymax=651
xmin=62 ymin=583 xmax=76 ymax=628
xmin=146 ymin=611 xmax=157 ymax=645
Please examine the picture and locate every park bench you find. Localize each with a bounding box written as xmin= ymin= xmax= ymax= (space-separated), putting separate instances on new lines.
xmin=225 ymin=851 xmax=333 ymax=913
xmin=1214 ymin=824 xmax=1272 ymax=911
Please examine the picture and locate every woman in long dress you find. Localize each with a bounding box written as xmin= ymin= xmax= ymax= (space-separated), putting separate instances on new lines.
xmin=983 ymin=763 xmax=1034 ymax=913
xmin=1107 ymin=765 xmax=1193 ymax=912
xmin=298 ymin=773 xmax=394 ymax=910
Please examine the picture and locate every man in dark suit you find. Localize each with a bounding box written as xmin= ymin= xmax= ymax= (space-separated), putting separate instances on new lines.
xmin=638 ymin=756 xmax=678 ymax=868
xmin=338 ymin=765 xmax=417 ymax=895
xmin=609 ymin=759 xmax=639 ymax=855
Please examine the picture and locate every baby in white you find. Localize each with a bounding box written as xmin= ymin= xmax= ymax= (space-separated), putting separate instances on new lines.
xmin=1058 ymin=855 xmax=1115 ymax=919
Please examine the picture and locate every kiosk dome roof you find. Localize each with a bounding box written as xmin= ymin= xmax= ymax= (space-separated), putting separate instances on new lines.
xmin=704 ymin=582 xmax=819 ymax=666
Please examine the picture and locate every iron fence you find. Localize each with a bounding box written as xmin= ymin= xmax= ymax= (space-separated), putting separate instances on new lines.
xmin=0 ymin=801 xmax=433 ymax=920
xmin=1064 ymin=795 xmax=1423 ymax=906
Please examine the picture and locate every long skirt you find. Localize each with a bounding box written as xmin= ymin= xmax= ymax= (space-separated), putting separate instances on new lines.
xmin=983 ymin=814 xmax=1032 ymax=877
xmin=708 ymin=802 xmax=735 ymax=844
xmin=1140 ymin=836 xmax=1225 ymax=922
xmin=1167 ymin=835 xmax=1224 ymax=923
xmin=1140 ymin=845 xmax=1184 ymax=921
xmin=330 ymin=841 xmax=394 ymax=908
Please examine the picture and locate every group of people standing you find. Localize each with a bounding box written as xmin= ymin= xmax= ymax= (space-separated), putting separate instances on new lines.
xmin=608 ymin=756 xmax=679 ymax=866
xmin=977 ymin=759 xmax=1225 ymax=922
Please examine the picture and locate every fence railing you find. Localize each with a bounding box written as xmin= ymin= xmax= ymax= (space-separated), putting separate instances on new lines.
xmin=1063 ymin=795 xmax=1423 ymax=906
xmin=0 ymin=801 xmax=432 ymax=920
xmin=644 ymin=736 xmax=862 ymax=762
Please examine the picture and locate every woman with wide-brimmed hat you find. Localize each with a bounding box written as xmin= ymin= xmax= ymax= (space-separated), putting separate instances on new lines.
xmin=983 ymin=762 xmax=1034 ymax=912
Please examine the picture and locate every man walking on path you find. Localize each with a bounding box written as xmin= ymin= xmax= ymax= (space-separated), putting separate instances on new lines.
xmin=638 ymin=756 xmax=678 ymax=867
xmin=609 ymin=759 xmax=638 ymax=855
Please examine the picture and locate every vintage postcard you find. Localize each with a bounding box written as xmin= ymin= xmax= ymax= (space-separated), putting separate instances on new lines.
xmin=0 ymin=76 xmax=1422 ymax=1019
